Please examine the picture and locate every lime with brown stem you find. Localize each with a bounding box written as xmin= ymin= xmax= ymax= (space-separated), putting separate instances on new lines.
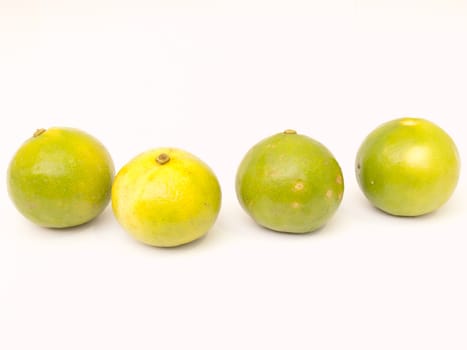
xmin=112 ymin=148 xmax=221 ymax=247
xmin=7 ymin=127 xmax=115 ymax=228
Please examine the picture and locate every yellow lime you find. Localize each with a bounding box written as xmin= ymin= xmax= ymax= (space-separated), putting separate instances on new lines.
xmin=7 ymin=127 xmax=115 ymax=228
xmin=356 ymin=117 xmax=460 ymax=216
xmin=236 ymin=130 xmax=344 ymax=233
xmin=112 ymin=148 xmax=221 ymax=247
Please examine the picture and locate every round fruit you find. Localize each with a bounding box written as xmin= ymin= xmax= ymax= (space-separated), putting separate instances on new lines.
xmin=356 ymin=117 xmax=460 ymax=216
xmin=112 ymin=148 xmax=221 ymax=247
xmin=236 ymin=129 xmax=344 ymax=233
xmin=7 ymin=127 xmax=115 ymax=228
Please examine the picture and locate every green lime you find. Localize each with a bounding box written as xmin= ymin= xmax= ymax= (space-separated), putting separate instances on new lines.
xmin=7 ymin=127 xmax=115 ymax=228
xmin=356 ymin=117 xmax=460 ymax=216
xmin=111 ymin=148 xmax=221 ymax=247
xmin=236 ymin=130 xmax=344 ymax=233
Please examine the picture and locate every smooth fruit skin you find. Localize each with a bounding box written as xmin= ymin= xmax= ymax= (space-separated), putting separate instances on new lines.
xmin=112 ymin=148 xmax=221 ymax=247
xmin=356 ymin=118 xmax=460 ymax=216
xmin=236 ymin=130 xmax=344 ymax=233
xmin=7 ymin=127 xmax=115 ymax=228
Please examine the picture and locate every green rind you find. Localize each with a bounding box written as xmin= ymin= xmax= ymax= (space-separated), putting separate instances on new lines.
xmin=7 ymin=127 xmax=115 ymax=228
xmin=236 ymin=132 xmax=344 ymax=233
xmin=356 ymin=118 xmax=460 ymax=216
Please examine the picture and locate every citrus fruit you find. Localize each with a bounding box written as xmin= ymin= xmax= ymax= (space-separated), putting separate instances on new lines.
xmin=7 ymin=127 xmax=115 ymax=228
xmin=236 ymin=129 xmax=344 ymax=233
xmin=356 ymin=117 xmax=460 ymax=216
xmin=111 ymin=148 xmax=221 ymax=247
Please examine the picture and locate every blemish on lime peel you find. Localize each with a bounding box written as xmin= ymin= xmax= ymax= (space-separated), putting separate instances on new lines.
xmin=336 ymin=175 xmax=343 ymax=185
xmin=294 ymin=181 xmax=304 ymax=191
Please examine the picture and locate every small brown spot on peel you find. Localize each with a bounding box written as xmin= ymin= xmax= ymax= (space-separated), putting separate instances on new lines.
xmin=326 ymin=189 xmax=333 ymax=199
xmin=336 ymin=174 xmax=343 ymax=185
xmin=293 ymin=181 xmax=304 ymax=191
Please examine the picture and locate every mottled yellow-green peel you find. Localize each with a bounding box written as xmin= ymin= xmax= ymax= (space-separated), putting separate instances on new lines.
xmin=112 ymin=148 xmax=221 ymax=247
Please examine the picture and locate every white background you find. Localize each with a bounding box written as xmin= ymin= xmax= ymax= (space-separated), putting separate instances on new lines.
xmin=1 ymin=1 xmax=466 ymax=349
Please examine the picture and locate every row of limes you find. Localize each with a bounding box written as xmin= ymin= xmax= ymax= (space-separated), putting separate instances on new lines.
xmin=7 ymin=117 xmax=460 ymax=247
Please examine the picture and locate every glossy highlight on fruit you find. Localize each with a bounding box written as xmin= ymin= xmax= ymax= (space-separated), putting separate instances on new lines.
xmin=7 ymin=127 xmax=115 ymax=228
xmin=356 ymin=117 xmax=460 ymax=216
xmin=112 ymin=148 xmax=221 ymax=247
xmin=236 ymin=130 xmax=344 ymax=233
